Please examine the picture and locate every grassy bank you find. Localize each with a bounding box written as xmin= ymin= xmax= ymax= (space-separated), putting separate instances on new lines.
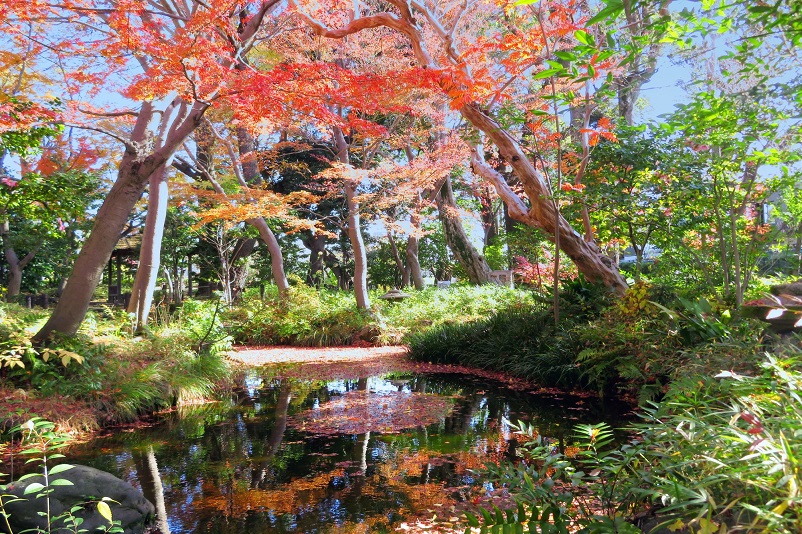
xmin=0 ymin=300 xmax=233 ymax=437
xmin=407 ymin=279 xmax=768 ymax=402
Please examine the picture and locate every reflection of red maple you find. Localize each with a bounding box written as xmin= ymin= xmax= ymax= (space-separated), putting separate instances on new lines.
xmin=289 ymin=391 xmax=455 ymax=436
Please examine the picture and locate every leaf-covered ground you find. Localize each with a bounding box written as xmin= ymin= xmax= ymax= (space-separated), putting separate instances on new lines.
xmin=288 ymin=390 xmax=457 ymax=435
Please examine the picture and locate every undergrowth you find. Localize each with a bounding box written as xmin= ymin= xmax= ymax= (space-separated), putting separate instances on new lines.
xmin=468 ymin=351 xmax=802 ymax=533
xmin=407 ymin=279 xmax=765 ymax=398
xmin=0 ymin=300 xmax=233 ymax=429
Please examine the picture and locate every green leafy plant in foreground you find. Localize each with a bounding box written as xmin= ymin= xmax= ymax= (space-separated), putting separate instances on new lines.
xmin=1 ymin=418 xmax=123 ymax=533
xmin=468 ymin=352 xmax=802 ymax=533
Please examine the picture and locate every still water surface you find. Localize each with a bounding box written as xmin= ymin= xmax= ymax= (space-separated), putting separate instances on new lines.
xmin=63 ymin=370 xmax=631 ymax=533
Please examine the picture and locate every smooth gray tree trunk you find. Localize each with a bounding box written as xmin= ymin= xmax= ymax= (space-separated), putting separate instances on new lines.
xmin=333 ymin=125 xmax=370 ymax=310
xmin=127 ymin=165 xmax=169 ymax=331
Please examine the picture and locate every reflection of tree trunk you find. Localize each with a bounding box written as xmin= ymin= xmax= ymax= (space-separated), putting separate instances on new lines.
xmin=252 ymin=381 xmax=291 ymax=488
xmin=445 ymin=394 xmax=481 ymax=434
xmin=128 ymin=165 xmax=169 ymax=331
xmin=268 ymin=383 xmax=291 ymax=456
xmin=436 ymin=177 xmax=492 ymax=285
xmin=132 ymin=446 xmax=170 ymax=534
xmin=357 ymin=431 xmax=370 ymax=474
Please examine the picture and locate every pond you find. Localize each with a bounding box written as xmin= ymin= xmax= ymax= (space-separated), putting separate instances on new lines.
xmin=58 ymin=367 xmax=633 ymax=533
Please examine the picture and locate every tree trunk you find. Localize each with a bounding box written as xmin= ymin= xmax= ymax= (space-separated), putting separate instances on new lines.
xmin=34 ymin=101 xmax=209 ymax=341
xmin=303 ymin=232 xmax=326 ymax=286
xmin=436 ymin=176 xmax=492 ymax=285
xmin=127 ymin=165 xmax=170 ymax=332
xmin=406 ymin=210 xmax=425 ymax=290
xmin=333 ymin=125 xmax=370 ymax=310
xmin=387 ymin=231 xmax=408 ymax=288
xmin=295 ymin=0 xmax=627 ymax=295
xmin=324 ymin=248 xmax=351 ymax=290
xmin=464 ymin=105 xmax=627 ymax=294
xmin=3 ymin=246 xmax=36 ymax=301
xmin=345 ymin=180 xmax=370 ymax=309
xmin=235 ymin=128 xmax=289 ymax=293
xmin=477 ymin=185 xmax=499 ymax=248
xmin=246 ymin=218 xmax=289 ymax=293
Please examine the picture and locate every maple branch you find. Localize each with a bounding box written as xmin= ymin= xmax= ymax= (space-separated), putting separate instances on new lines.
xmin=409 ymin=0 xmax=462 ymax=67
xmin=77 ymin=108 xmax=139 ymax=118
xmin=63 ymin=123 xmax=138 ymax=152
xmin=238 ymin=0 xmax=283 ymax=52
xmin=172 ymin=157 xmax=203 ymax=181
xmin=205 ymin=120 xmax=248 ymax=187
xmin=178 ymin=142 xmax=218 ymax=188
xmin=155 ymin=97 xmax=183 ymax=149
xmin=290 ymin=1 xmax=438 ymax=68
xmin=131 ymin=102 xmax=156 ymax=146
xmin=447 ymin=0 xmax=470 ymax=42
xmin=486 ymin=59 xmax=542 ymax=110
xmin=154 ymin=100 xmax=209 ymax=163
xmin=469 ymin=145 xmax=532 ymax=226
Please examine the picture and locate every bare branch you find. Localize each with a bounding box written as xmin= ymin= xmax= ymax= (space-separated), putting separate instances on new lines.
xmin=77 ymin=107 xmax=139 ymax=118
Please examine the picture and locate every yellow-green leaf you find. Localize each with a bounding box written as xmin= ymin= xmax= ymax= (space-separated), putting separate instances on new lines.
xmin=97 ymin=500 xmax=113 ymax=523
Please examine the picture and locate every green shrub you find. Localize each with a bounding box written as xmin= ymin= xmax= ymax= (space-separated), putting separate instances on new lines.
xmin=225 ymin=285 xmax=374 ymax=346
xmin=407 ymin=278 xmax=612 ymax=389
xmin=0 ymin=300 xmax=233 ymax=425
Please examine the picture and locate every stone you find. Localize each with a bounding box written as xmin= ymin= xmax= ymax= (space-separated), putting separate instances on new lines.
xmin=3 ymin=464 xmax=155 ymax=534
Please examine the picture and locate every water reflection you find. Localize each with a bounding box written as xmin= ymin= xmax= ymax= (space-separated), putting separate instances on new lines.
xmin=61 ymin=371 xmax=631 ymax=533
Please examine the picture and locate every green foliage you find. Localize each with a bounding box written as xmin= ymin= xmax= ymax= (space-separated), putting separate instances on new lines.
xmin=469 ymin=353 xmax=802 ymax=533
xmin=632 ymin=353 xmax=802 ymax=533
xmin=224 ymin=285 xmax=375 ymax=346
xmin=576 ymin=288 xmax=763 ymax=400
xmin=0 ymin=98 xmax=62 ymax=158
xmin=0 ymin=300 xmax=233 ymax=425
xmin=407 ymin=278 xmax=612 ymax=389
xmin=0 ymin=417 xmax=124 ymax=533
xmin=475 ymin=420 xmax=645 ymax=534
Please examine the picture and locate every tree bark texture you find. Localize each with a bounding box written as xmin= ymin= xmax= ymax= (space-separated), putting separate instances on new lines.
xmin=464 ymin=105 xmax=628 ymax=294
xmin=3 ymin=246 xmax=36 ymax=300
xmin=303 ymin=232 xmax=326 ymax=286
xmin=436 ymin=176 xmax=492 ymax=285
xmin=406 ymin=209 xmax=425 ymax=290
xmin=235 ymin=128 xmax=289 ymax=293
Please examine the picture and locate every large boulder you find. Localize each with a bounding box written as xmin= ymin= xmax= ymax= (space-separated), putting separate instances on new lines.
xmin=2 ymin=464 xmax=155 ymax=534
